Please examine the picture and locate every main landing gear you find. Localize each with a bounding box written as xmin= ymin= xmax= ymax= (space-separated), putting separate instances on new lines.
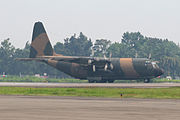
xmin=88 ymin=79 xmax=114 ymax=83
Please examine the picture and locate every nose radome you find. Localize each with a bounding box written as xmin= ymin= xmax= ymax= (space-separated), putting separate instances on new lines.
xmin=154 ymin=68 xmax=164 ymax=77
xmin=157 ymin=68 xmax=164 ymax=76
xmin=160 ymin=69 xmax=164 ymax=75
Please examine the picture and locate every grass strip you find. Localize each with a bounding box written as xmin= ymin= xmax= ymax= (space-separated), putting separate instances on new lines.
xmin=1 ymin=76 xmax=180 ymax=83
xmin=0 ymin=87 xmax=180 ymax=99
xmin=0 ymin=76 xmax=88 ymax=83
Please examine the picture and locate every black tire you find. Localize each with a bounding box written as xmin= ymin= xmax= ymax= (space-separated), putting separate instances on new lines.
xmin=108 ymin=80 xmax=114 ymax=83
xmin=144 ymin=78 xmax=150 ymax=83
xmin=96 ymin=80 xmax=107 ymax=83
xmin=88 ymin=80 xmax=95 ymax=83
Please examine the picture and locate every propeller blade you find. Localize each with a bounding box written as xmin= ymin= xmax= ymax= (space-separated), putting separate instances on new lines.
xmin=104 ymin=64 xmax=108 ymax=71
xmin=93 ymin=65 xmax=96 ymax=72
xmin=110 ymin=63 xmax=113 ymax=70
xmin=109 ymin=52 xmax=112 ymax=58
xmin=148 ymin=53 xmax=152 ymax=59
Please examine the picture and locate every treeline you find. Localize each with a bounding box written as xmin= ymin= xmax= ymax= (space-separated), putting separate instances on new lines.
xmin=0 ymin=32 xmax=180 ymax=78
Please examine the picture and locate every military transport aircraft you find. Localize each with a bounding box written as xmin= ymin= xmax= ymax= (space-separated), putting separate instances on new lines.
xmin=17 ymin=22 xmax=164 ymax=83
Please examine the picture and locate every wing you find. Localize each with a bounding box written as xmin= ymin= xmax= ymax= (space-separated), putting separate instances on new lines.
xmin=43 ymin=56 xmax=113 ymax=72
xmin=40 ymin=56 xmax=110 ymax=65
xmin=17 ymin=56 xmax=113 ymax=72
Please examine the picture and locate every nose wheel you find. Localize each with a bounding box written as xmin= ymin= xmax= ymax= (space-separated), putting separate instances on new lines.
xmin=144 ymin=78 xmax=150 ymax=83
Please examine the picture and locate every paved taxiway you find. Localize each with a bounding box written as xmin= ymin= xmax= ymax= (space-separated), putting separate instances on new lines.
xmin=0 ymin=95 xmax=180 ymax=120
xmin=0 ymin=82 xmax=180 ymax=88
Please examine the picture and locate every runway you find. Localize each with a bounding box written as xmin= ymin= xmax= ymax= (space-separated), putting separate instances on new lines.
xmin=0 ymin=82 xmax=180 ymax=88
xmin=0 ymin=95 xmax=180 ymax=120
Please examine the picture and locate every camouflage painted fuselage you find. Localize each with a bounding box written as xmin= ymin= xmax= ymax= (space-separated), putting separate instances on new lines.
xmin=45 ymin=58 xmax=162 ymax=81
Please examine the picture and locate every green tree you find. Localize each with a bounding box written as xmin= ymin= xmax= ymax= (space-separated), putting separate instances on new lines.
xmin=55 ymin=32 xmax=92 ymax=56
xmin=0 ymin=38 xmax=15 ymax=74
xmin=93 ymin=39 xmax=111 ymax=57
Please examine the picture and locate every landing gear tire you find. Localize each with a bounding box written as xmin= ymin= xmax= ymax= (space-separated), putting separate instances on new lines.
xmin=108 ymin=80 xmax=114 ymax=83
xmin=88 ymin=80 xmax=95 ymax=83
xmin=96 ymin=80 xmax=107 ymax=83
xmin=144 ymin=78 xmax=150 ymax=83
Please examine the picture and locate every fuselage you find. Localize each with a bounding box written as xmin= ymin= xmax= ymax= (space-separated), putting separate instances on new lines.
xmin=45 ymin=57 xmax=164 ymax=81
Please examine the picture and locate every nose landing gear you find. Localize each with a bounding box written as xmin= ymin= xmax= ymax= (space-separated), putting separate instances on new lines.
xmin=144 ymin=78 xmax=150 ymax=83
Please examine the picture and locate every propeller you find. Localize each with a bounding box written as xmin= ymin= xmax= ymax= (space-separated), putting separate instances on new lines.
xmin=148 ymin=53 xmax=152 ymax=59
xmin=104 ymin=52 xmax=113 ymax=71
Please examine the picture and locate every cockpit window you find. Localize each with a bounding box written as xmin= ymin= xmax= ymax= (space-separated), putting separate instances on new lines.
xmin=145 ymin=61 xmax=151 ymax=64
xmin=151 ymin=62 xmax=159 ymax=68
xmin=145 ymin=60 xmax=151 ymax=66
xmin=152 ymin=62 xmax=156 ymax=68
xmin=145 ymin=61 xmax=159 ymax=68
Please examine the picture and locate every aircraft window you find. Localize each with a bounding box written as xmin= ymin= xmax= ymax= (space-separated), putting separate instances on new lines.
xmin=145 ymin=61 xmax=151 ymax=66
xmin=151 ymin=62 xmax=159 ymax=68
xmin=145 ymin=61 xmax=151 ymax=64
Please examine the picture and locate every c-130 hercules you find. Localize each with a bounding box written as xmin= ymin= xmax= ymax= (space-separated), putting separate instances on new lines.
xmin=18 ymin=22 xmax=164 ymax=83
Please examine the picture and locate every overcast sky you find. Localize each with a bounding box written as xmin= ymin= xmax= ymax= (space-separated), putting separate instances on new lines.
xmin=0 ymin=0 xmax=179 ymax=48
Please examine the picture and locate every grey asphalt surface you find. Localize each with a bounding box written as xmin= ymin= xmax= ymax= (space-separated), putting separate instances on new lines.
xmin=0 ymin=95 xmax=180 ymax=120
xmin=0 ymin=82 xmax=180 ymax=88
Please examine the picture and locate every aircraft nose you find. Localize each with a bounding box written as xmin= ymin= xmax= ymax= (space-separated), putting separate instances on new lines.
xmin=154 ymin=68 xmax=164 ymax=77
xmin=158 ymin=68 xmax=164 ymax=76
xmin=160 ymin=69 xmax=164 ymax=75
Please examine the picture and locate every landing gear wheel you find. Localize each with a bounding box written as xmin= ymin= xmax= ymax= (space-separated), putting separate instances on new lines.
xmin=108 ymin=80 xmax=114 ymax=83
xmin=96 ymin=80 xmax=107 ymax=83
xmin=88 ymin=80 xmax=95 ymax=83
xmin=144 ymin=78 xmax=150 ymax=83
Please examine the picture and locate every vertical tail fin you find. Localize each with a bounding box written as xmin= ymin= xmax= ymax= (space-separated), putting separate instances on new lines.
xmin=29 ymin=22 xmax=55 ymax=58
